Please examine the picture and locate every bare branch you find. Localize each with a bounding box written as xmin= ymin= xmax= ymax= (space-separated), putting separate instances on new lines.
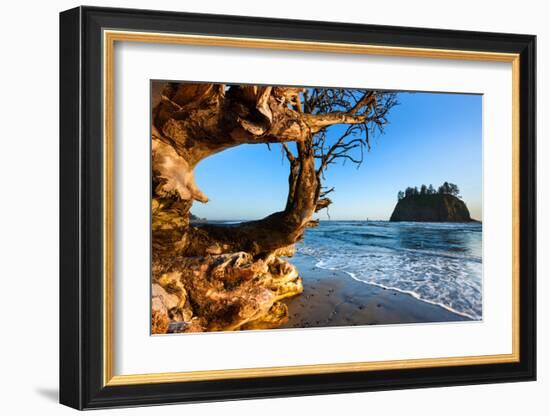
xmin=282 ymin=143 xmax=296 ymax=162
xmin=348 ymin=91 xmax=375 ymax=115
xmin=305 ymin=112 xmax=368 ymax=133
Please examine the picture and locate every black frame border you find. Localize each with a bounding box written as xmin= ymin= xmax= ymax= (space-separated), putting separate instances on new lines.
xmin=60 ymin=6 xmax=536 ymax=410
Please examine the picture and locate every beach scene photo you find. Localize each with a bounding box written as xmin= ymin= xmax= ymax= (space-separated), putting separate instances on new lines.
xmin=151 ymin=81 xmax=482 ymax=334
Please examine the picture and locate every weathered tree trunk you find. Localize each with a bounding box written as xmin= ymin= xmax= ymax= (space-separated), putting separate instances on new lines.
xmin=151 ymin=82 xmax=381 ymax=333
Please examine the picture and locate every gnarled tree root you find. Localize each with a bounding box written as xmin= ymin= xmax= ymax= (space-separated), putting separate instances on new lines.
xmin=151 ymin=252 xmax=303 ymax=334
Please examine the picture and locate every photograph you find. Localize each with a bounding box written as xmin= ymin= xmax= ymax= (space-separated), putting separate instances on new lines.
xmin=151 ymin=81 xmax=482 ymax=334
xmin=55 ymin=4 xmax=537 ymax=409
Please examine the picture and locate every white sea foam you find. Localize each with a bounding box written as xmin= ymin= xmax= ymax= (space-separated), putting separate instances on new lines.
xmin=297 ymin=221 xmax=482 ymax=320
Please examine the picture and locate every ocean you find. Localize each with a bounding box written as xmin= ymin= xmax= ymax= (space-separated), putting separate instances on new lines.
xmin=295 ymin=221 xmax=482 ymax=320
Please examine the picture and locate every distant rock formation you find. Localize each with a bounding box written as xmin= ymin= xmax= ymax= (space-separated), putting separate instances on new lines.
xmin=390 ymin=194 xmax=473 ymax=222
xmin=189 ymin=212 xmax=205 ymax=221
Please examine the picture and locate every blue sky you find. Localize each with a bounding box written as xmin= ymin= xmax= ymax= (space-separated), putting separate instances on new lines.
xmin=192 ymin=91 xmax=482 ymax=221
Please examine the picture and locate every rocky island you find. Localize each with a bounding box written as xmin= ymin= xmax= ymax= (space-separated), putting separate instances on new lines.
xmin=390 ymin=182 xmax=475 ymax=222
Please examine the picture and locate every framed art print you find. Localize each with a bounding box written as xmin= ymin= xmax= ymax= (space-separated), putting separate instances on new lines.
xmin=60 ymin=6 xmax=536 ymax=409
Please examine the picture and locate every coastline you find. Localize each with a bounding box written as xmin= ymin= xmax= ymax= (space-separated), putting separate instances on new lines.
xmin=281 ymin=253 xmax=470 ymax=329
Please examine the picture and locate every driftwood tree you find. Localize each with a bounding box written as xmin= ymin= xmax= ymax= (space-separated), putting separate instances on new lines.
xmin=151 ymin=82 xmax=397 ymax=333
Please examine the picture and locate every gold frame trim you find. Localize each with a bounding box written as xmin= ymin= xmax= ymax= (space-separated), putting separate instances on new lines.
xmin=103 ymin=30 xmax=520 ymax=387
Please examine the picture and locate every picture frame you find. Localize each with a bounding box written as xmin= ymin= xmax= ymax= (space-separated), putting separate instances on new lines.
xmin=59 ymin=5 xmax=536 ymax=410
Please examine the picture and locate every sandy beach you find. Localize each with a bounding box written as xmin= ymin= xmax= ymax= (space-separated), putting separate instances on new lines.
xmin=281 ymin=254 xmax=470 ymax=329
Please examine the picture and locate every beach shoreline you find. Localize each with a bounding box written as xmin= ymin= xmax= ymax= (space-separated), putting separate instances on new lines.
xmin=281 ymin=253 xmax=470 ymax=329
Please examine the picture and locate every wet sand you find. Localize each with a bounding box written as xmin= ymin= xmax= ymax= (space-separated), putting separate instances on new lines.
xmin=281 ymin=254 xmax=470 ymax=329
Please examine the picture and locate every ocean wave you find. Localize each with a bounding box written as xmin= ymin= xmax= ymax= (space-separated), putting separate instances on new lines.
xmin=297 ymin=221 xmax=482 ymax=320
xmin=343 ymin=270 xmax=477 ymax=320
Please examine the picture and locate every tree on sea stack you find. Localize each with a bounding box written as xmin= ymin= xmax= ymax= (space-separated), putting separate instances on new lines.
xmin=151 ymin=83 xmax=397 ymax=333
xmin=391 ymin=182 xmax=472 ymax=222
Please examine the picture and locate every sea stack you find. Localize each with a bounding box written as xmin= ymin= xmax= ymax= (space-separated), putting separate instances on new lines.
xmin=390 ymin=193 xmax=473 ymax=222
